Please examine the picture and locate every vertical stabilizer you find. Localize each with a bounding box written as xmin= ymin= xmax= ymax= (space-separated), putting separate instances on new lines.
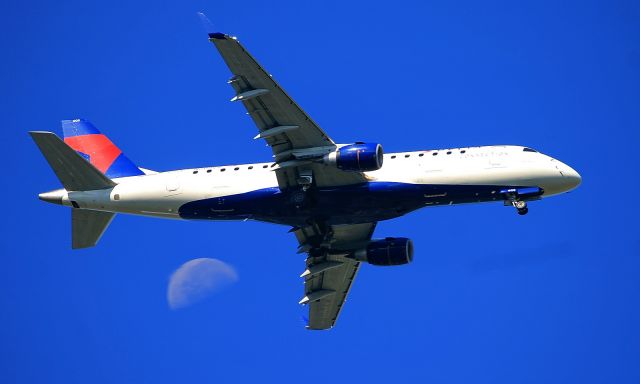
xmin=62 ymin=119 xmax=144 ymax=179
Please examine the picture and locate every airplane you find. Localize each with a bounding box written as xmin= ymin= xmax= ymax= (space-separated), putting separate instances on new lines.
xmin=30 ymin=15 xmax=581 ymax=330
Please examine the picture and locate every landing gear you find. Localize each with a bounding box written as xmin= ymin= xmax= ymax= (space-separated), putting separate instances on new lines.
xmin=503 ymin=189 xmax=535 ymax=216
xmin=512 ymin=200 xmax=528 ymax=215
xmin=297 ymin=169 xmax=314 ymax=192
xmin=292 ymin=169 xmax=315 ymax=209
xmin=290 ymin=190 xmax=306 ymax=205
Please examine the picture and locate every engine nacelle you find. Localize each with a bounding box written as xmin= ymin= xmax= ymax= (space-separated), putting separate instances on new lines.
xmin=323 ymin=143 xmax=384 ymax=172
xmin=353 ymin=237 xmax=414 ymax=266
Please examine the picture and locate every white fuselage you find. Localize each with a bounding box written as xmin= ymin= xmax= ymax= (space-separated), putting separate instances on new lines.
xmin=41 ymin=145 xmax=581 ymax=224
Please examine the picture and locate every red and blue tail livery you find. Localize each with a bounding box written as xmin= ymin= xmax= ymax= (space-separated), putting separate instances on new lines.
xmin=61 ymin=119 xmax=144 ymax=178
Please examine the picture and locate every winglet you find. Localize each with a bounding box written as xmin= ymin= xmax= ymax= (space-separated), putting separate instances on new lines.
xmin=197 ymin=12 xmax=226 ymax=39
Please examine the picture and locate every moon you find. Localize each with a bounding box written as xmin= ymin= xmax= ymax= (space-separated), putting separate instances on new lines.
xmin=167 ymin=258 xmax=238 ymax=310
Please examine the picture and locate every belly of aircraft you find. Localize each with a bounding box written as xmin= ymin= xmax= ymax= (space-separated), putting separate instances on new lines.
xmin=177 ymin=182 xmax=541 ymax=226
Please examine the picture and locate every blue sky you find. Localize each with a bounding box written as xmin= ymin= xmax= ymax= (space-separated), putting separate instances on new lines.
xmin=2 ymin=1 xmax=639 ymax=383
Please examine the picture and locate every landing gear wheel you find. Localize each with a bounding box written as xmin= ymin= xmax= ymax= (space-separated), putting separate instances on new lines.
xmin=510 ymin=200 xmax=528 ymax=215
xmin=291 ymin=190 xmax=306 ymax=205
xmin=514 ymin=200 xmax=527 ymax=210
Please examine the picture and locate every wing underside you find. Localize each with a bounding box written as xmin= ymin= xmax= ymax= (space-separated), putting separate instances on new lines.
xmin=295 ymin=222 xmax=376 ymax=330
xmin=205 ymin=29 xmax=367 ymax=189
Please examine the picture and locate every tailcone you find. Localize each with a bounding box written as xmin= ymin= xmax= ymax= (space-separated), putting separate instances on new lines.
xmin=38 ymin=189 xmax=66 ymax=205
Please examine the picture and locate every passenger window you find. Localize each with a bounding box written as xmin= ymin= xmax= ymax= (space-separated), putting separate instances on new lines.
xmin=446 ymin=151 xmax=452 ymax=155
xmin=419 ymin=153 xmax=424 ymax=157
xmin=523 ymin=147 xmax=537 ymax=153
xmin=234 ymin=167 xmax=239 ymax=171
xmin=193 ymin=170 xmax=198 ymax=174
xmin=221 ymin=168 xmax=226 ymax=172
xmin=248 ymin=166 xmax=253 ymax=170
xmin=405 ymin=154 xmax=410 ymax=158
xmin=461 ymin=150 xmax=466 ymax=154
xmin=206 ymin=169 xmax=212 ymax=173
xmin=391 ymin=155 xmax=396 ymax=159
xmin=263 ymin=165 xmax=268 ymax=168
xmin=432 ymin=152 xmax=438 ymax=156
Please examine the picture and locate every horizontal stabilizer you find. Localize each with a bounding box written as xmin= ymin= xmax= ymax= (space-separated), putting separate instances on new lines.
xmin=29 ymin=131 xmax=116 ymax=191
xmin=72 ymin=209 xmax=115 ymax=249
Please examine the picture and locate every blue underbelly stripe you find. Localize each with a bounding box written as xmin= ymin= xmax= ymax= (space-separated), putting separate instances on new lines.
xmin=177 ymin=182 xmax=543 ymax=226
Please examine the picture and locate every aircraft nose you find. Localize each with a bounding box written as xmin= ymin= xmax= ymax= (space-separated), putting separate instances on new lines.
xmin=559 ymin=163 xmax=582 ymax=191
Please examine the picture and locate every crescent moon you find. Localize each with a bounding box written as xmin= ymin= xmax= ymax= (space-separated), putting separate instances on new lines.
xmin=167 ymin=258 xmax=238 ymax=310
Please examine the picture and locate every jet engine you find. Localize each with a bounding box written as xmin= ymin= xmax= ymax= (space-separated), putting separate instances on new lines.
xmin=323 ymin=143 xmax=384 ymax=172
xmin=353 ymin=237 xmax=414 ymax=266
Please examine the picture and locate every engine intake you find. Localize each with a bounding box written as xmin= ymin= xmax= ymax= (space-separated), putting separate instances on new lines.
xmin=354 ymin=237 xmax=414 ymax=266
xmin=323 ymin=143 xmax=384 ymax=172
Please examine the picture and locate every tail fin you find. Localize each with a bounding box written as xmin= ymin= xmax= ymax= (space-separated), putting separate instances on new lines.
xmin=62 ymin=119 xmax=144 ymax=178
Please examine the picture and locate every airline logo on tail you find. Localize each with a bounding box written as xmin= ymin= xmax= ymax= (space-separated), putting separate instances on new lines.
xmin=62 ymin=119 xmax=144 ymax=178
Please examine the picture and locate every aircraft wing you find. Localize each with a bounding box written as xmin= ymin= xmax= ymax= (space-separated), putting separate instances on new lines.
xmin=294 ymin=222 xmax=376 ymax=330
xmin=203 ymin=18 xmax=368 ymax=189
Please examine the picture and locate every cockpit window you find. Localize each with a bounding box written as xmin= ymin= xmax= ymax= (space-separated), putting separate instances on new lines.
xmin=523 ymin=147 xmax=538 ymax=153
